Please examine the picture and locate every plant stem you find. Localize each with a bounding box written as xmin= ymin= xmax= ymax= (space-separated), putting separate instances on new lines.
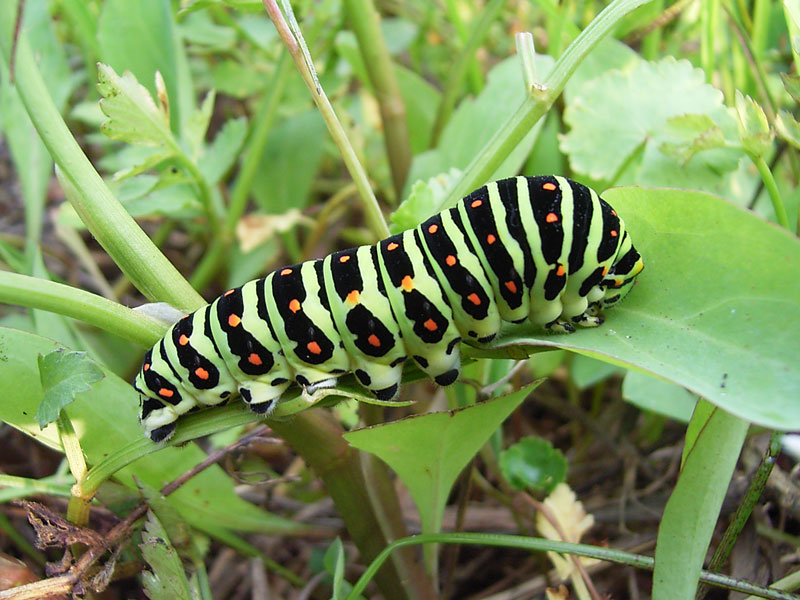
xmin=344 ymin=0 xmax=411 ymax=198
xmin=696 ymin=432 xmax=784 ymax=600
xmin=190 ymin=50 xmax=292 ymax=290
xmin=0 ymin=5 xmax=204 ymax=310
xmin=430 ymin=0 xmax=508 ymax=147
xmin=752 ymin=154 xmax=790 ymax=229
xmin=442 ymin=0 xmax=654 ymax=208
xmin=346 ymin=532 xmax=800 ymax=600
xmin=262 ymin=0 xmax=390 ymax=239
xmin=0 ymin=271 xmax=167 ymax=347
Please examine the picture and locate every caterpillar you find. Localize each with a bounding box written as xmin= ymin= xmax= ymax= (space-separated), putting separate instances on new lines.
xmin=134 ymin=175 xmax=644 ymax=442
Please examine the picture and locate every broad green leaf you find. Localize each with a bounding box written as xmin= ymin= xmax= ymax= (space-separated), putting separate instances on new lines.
xmin=622 ymin=371 xmax=697 ymax=423
xmin=652 ymin=401 xmax=748 ymax=599
xmin=486 ymin=187 xmax=800 ymax=430
xmin=395 ymin=66 xmax=440 ymax=154
xmin=178 ymin=0 xmax=264 ymax=15
xmin=564 ymin=37 xmax=640 ymax=104
xmin=36 ymin=350 xmax=104 ymax=428
xmin=0 ymin=327 xmax=305 ymax=536
xmin=735 ymin=91 xmax=773 ymax=157
xmin=97 ymin=63 xmax=175 ymax=148
xmin=562 ymin=58 xmax=740 ymax=191
xmin=197 ymin=116 xmax=248 ymax=185
xmin=570 ymin=354 xmax=624 ymax=389
xmin=97 ymin=0 xmax=184 ymax=130
xmin=251 ymin=111 xmax=327 ymax=213
xmin=344 ymin=385 xmax=535 ymax=539
xmin=405 ymin=55 xmax=553 ymax=195
xmin=140 ymin=511 xmax=193 ymax=600
xmin=499 ymin=437 xmax=567 ymax=494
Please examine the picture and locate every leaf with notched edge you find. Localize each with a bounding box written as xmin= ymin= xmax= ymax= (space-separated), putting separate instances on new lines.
xmin=36 ymin=349 xmax=104 ymax=428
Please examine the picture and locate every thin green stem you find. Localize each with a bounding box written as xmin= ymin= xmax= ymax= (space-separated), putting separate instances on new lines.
xmin=752 ymin=154 xmax=790 ymax=229
xmin=430 ymin=0 xmax=508 ymax=147
xmin=0 ymin=271 xmax=167 ymax=347
xmin=700 ymin=0 xmax=719 ymax=84
xmin=697 ymin=432 xmax=784 ymax=600
xmin=442 ymin=0 xmax=654 ymax=209
xmin=346 ymin=533 xmax=800 ymax=600
xmin=59 ymin=412 xmax=90 ymax=527
xmin=262 ymin=0 xmax=390 ymax=239
xmin=443 ymin=0 xmax=484 ymax=93
xmin=190 ymin=51 xmax=292 ymax=290
xmin=0 ymin=5 xmax=204 ymax=310
xmin=344 ymin=0 xmax=411 ymax=198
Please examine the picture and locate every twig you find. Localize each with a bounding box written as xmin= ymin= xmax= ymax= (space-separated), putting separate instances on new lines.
xmin=0 ymin=427 xmax=277 ymax=600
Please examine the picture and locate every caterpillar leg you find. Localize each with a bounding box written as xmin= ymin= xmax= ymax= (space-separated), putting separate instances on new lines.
xmin=238 ymin=379 xmax=291 ymax=415
xmin=544 ymin=319 xmax=576 ymax=334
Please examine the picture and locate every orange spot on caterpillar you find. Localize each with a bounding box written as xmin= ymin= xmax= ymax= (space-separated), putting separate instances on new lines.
xmin=423 ymin=318 xmax=438 ymax=331
xmin=307 ymin=341 xmax=322 ymax=355
xmin=542 ymin=182 xmax=557 ymax=191
xmin=346 ymin=290 xmax=360 ymax=304
xmin=611 ymin=209 xmax=617 ymax=216
xmin=446 ymin=255 xmax=457 ymax=266
xmin=602 ymin=267 xmax=609 ymax=276
xmin=387 ymin=242 xmax=399 ymax=251
xmin=289 ymin=299 xmax=301 ymax=313
xmin=280 ymin=268 xmax=292 ymax=276
xmin=248 ymin=353 xmax=262 ymax=366
xmin=556 ymin=265 xmax=566 ymax=276
xmin=224 ymin=289 xmax=235 ymax=296
xmin=401 ymin=275 xmax=414 ymax=291
xmin=195 ymin=367 xmax=209 ymax=380
xmin=158 ymin=388 xmax=173 ymax=398
xmin=471 ymin=199 xmax=483 ymax=208
xmin=178 ymin=334 xmax=189 ymax=346
xmin=143 ymin=363 xmax=150 ymax=371
xmin=467 ymin=293 xmax=481 ymax=305
xmin=486 ymin=234 xmax=496 ymax=244
xmin=339 ymin=255 xmax=350 ymax=263
xmin=610 ymin=230 xmax=618 ymax=237
xmin=545 ymin=212 xmax=558 ymax=223
xmin=428 ymin=224 xmax=439 ymax=234
xmin=368 ymin=334 xmax=381 ymax=347
xmin=504 ymin=281 xmax=517 ymax=294
xmin=228 ymin=314 xmax=241 ymax=328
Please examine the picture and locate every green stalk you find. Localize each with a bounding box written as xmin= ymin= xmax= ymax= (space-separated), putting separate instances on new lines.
xmin=270 ymin=411 xmax=436 ymax=600
xmin=0 ymin=6 xmax=204 ymax=310
xmin=443 ymin=0 xmax=484 ymax=93
xmin=344 ymin=0 xmax=411 ymax=198
xmin=430 ymin=0 xmax=508 ymax=147
xmin=442 ymin=0 xmax=655 ymax=209
xmin=0 ymin=271 xmax=167 ymax=347
xmin=190 ymin=50 xmax=292 ymax=290
xmin=347 ymin=533 xmax=800 ymax=600
xmin=752 ymin=154 xmax=790 ymax=229
xmin=262 ymin=0 xmax=390 ymax=239
xmin=696 ymin=433 xmax=783 ymax=600
xmin=700 ymin=0 xmax=719 ymax=84
xmin=59 ymin=412 xmax=90 ymax=527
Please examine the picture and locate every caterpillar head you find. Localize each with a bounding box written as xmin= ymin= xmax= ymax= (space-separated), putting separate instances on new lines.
xmin=134 ymin=349 xmax=181 ymax=442
xmin=601 ymin=246 xmax=644 ymax=308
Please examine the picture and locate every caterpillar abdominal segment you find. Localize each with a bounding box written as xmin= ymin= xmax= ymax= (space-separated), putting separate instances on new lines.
xmin=134 ymin=175 xmax=644 ymax=442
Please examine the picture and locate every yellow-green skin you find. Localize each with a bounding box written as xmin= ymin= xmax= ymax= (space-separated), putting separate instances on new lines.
xmin=134 ymin=176 xmax=644 ymax=442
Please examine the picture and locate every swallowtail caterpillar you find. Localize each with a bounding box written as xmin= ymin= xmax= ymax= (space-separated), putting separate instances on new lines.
xmin=134 ymin=175 xmax=644 ymax=441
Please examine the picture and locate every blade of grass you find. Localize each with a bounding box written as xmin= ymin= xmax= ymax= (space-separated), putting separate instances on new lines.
xmin=344 ymin=0 xmax=411 ymax=198
xmin=262 ymin=0 xmax=390 ymax=239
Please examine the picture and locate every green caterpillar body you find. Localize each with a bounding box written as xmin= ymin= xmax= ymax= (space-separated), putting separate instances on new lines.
xmin=134 ymin=175 xmax=644 ymax=442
